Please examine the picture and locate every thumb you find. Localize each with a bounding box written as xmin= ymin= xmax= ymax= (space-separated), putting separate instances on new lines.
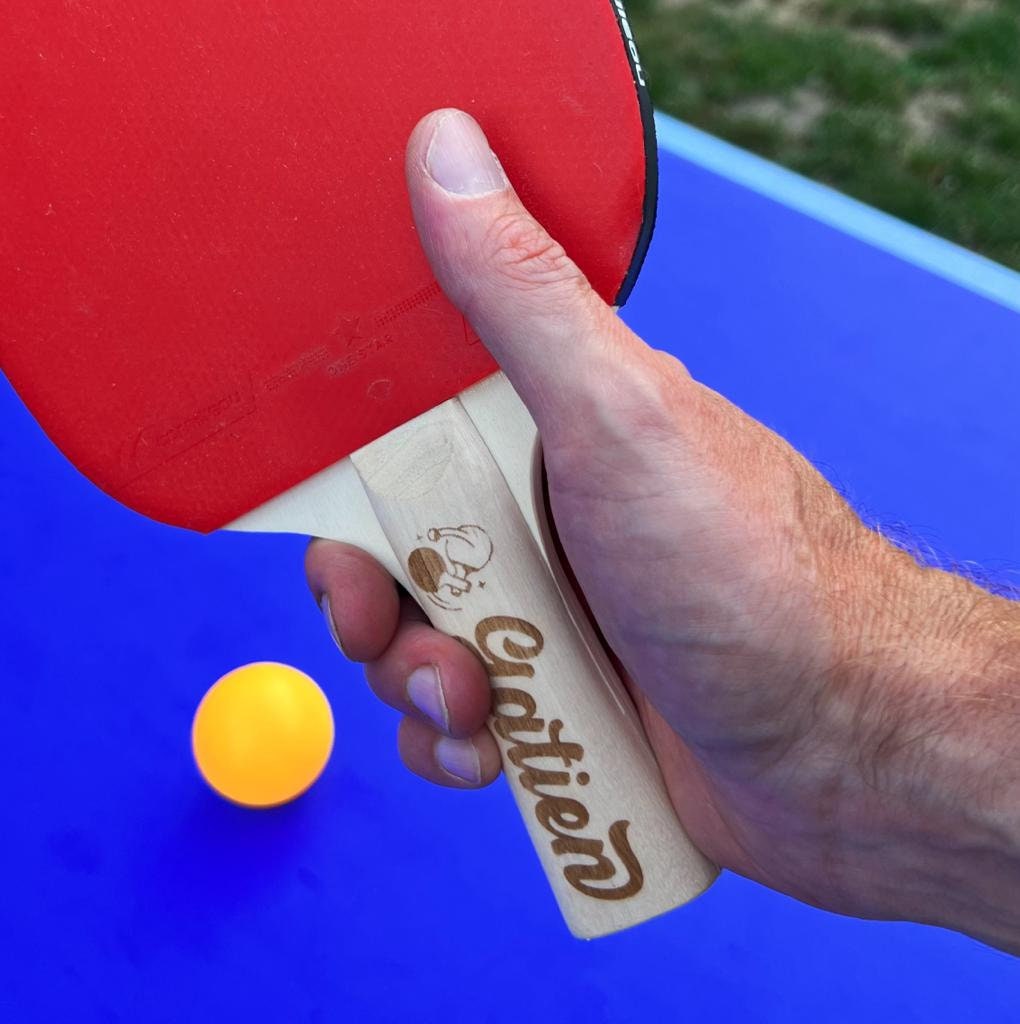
xmin=405 ymin=108 xmax=652 ymax=434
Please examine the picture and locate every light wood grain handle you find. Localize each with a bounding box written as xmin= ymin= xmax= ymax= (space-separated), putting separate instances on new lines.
xmin=351 ymin=395 xmax=717 ymax=938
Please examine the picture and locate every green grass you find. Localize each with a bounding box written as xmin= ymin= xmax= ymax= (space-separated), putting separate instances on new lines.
xmin=628 ymin=0 xmax=1020 ymax=270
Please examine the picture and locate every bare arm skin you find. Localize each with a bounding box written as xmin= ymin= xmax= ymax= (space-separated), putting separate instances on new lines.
xmin=306 ymin=109 xmax=1020 ymax=954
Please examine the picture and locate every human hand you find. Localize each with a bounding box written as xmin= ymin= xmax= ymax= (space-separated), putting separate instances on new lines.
xmin=307 ymin=109 xmax=1020 ymax=953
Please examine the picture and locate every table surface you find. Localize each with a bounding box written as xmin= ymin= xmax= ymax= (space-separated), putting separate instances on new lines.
xmin=3 ymin=112 xmax=1019 ymax=1023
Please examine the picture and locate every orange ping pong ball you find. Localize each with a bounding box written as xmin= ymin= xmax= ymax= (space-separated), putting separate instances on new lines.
xmin=191 ymin=662 xmax=334 ymax=808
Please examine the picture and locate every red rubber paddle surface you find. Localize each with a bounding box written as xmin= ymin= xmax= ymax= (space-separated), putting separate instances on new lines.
xmin=2 ymin=2 xmax=651 ymax=531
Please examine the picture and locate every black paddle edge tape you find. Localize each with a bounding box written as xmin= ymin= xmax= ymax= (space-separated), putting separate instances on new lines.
xmin=607 ymin=0 xmax=658 ymax=308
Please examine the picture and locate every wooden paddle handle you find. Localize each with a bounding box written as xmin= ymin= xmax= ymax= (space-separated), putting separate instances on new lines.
xmin=351 ymin=393 xmax=717 ymax=938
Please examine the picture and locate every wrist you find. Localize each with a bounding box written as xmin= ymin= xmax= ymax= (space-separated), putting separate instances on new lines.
xmin=828 ymin=539 xmax=1020 ymax=952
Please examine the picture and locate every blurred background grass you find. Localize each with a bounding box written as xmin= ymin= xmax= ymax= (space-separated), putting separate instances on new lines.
xmin=628 ymin=0 xmax=1020 ymax=269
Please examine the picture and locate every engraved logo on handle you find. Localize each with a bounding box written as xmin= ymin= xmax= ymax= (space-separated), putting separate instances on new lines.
xmin=407 ymin=525 xmax=493 ymax=611
xmin=406 ymin=525 xmax=645 ymax=902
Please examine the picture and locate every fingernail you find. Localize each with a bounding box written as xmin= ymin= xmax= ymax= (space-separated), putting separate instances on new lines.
xmin=407 ymin=665 xmax=449 ymax=731
xmin=436 ymin=737 xmax=481 ymax=785
xmin=319 ymin=593 xmax=346 ymax=657
xmin=426 ymin=110 xmax=507 ymax=196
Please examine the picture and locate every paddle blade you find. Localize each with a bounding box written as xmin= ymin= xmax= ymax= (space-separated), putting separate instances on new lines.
xmin=1 ymin=2 xmax=655 ymax=530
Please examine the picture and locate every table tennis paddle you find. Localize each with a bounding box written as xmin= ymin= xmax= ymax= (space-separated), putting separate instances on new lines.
xmin=1 ymin=1 xmax=717 ymax=937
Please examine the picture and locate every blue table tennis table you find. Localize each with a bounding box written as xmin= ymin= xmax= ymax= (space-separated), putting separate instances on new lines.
xmin=2 ymin=113 xmax=1019 ymax=1022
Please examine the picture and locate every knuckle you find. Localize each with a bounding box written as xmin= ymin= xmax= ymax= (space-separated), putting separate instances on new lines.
xmin=482 ymin=212 xmax=584 ymax=293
